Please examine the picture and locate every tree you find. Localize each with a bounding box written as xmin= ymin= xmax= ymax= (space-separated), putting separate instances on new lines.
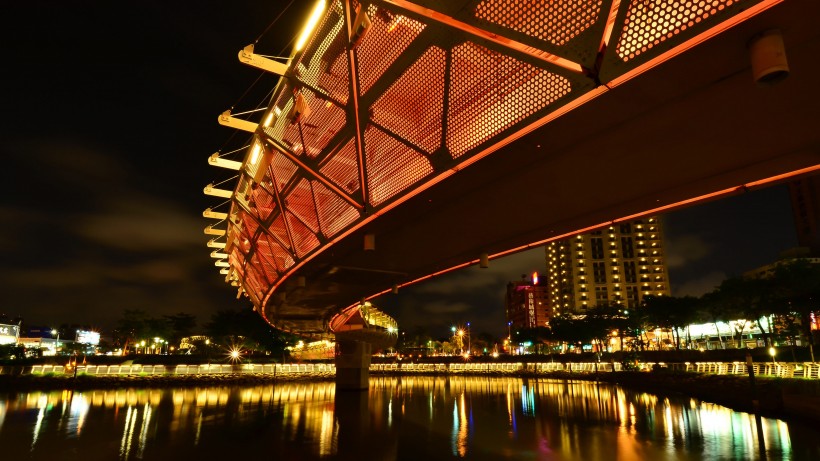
xmin=642 ymin=295 xmax=699 ymax=350
xmin=698 ymin=291 xmax=729 ymax=349
xmin=164 ymin=313 xmax=197 ymax=347
xmin=206 ymin=308 xmax=294 ymax=355
xmin=715 ymin=276 xmax=775 ymax=348
xmin=770 ymin=261 xmax=820 ymax=346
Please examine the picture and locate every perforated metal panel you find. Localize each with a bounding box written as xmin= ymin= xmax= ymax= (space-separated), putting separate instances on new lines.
xmin=447 ymin=41 xmax=572 ymax=158
xmin=356 ymin=4 xmax=427 ymax=96
xmin=288 ymin=87 xmax=346 ymax=158
xmin=249 ymin=184 xmax=276 ymax=222
xmin=286 ymin=212 xmax=321 ymax=257
xmin=268 ymin=214 xmax=292 ymax=253
xmin=319 ymin=138 xmax=360 ymax=194
xmin=370 ymin=46 xmax=446 ymax=154
xmin=312 ymin=180 xmax=360 ymax=237
xmin=616 ymin=0 xmax=745 ymax=62
xmin=268 ymin=148 xmax=299 ymax=189
xmin=365 ymin=125 xmax=434 ymax=207
xmin=294 ymin=0 xmax=350 ymax=104
xmin=598 ymin=0 xmax=762 ymax=82
xmin=286 ymin=179 xmax=320 ymax=233
xmin=475 ymin=0 xmax=604 ymax=46
xmin=255 ymin=235 xmax=284 ymax=273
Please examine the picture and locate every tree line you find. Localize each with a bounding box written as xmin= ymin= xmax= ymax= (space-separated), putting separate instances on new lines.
xmin=114 ymin=307 xmax=296 ymax=355
xmin=516 ymin=260 xmax=820 ymax=354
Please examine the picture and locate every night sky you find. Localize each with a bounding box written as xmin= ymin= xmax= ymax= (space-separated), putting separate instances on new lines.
xmin=1 ymin=2 xmax=803 ymax=339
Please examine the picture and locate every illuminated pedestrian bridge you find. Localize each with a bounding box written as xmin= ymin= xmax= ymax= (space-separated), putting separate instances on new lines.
xmin=203 ymin=0 xmax=820 ymax=339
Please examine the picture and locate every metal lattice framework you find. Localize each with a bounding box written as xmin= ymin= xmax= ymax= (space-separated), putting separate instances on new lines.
xmin=205 ymin=0 xmax=795 ymax=335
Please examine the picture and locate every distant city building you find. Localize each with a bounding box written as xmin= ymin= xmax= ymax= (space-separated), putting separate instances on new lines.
xmin=505 ymin=274 xmax=551 ymax=330
xmin=546 ymin=217 xmax=671 ymax=314
xmin=788 ymin=176 xmax=820 ymax=256
xmin=0 ymin=323 xmax=19 ymax=345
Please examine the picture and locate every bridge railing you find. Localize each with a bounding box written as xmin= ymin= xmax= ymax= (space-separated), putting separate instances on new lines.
xmin=18 ymin=363 xmax=337 ymax=376
xmin=6 ymin=361 xmax=820 ymax=379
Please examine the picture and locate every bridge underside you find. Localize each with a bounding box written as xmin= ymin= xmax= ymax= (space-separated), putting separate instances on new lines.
xmin=211 ymin=0 xmax=820 ymax=337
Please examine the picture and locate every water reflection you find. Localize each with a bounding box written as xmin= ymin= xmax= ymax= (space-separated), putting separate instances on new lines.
xmin=0 ymin=377 xmax=817 ymax=460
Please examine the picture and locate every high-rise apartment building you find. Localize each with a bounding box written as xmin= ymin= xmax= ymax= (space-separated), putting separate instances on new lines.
xmin=546 ymin=217 xmax=671 ymax=315
xmin=505 ymin=275 xmax=550 ymax=330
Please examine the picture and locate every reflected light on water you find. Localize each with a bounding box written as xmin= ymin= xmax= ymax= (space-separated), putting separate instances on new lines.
xmin=0 ymin=377 xmax=813 ymax=460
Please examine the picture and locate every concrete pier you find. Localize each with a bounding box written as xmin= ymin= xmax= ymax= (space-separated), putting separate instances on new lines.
xmin=335 ymin=340 xmax=371 ymax=391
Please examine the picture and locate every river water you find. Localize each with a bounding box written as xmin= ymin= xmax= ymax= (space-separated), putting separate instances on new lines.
xmin=1 ymin=376 xmax=818 ymax=460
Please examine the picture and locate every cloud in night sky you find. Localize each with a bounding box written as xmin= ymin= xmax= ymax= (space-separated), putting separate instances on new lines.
xmin=664 ymin=234 xmax=714 ymax=269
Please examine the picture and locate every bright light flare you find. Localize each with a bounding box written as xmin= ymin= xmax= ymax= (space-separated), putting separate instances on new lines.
xmin=295 ymin=0 xmax=327 ymax=52
xmin=228 ymin=347 xmax=244 ymax=362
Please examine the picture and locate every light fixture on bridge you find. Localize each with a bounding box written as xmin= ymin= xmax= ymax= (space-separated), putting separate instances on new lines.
xmin=364 ymin=233 xmax=375 ymax=251
xmin=215 ymin=260 xmax=230 ymax=267
xmin=295 ymin=0 xmax=327 ymax=52
xmin=210 ymin=250 xmax=228 ymax=259
xmin=479 ymin=253 xmax=489 ymax=269
xmin=246 ymin=141 xmax=273 ymax=184
xmin=749 ymin=29 xmax=789 ymax=86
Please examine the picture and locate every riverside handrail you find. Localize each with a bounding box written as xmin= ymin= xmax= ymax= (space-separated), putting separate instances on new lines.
xmin=2 ymin=361 xmax=818 ymax=379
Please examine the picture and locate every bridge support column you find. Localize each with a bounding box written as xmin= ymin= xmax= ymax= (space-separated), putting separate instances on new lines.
xmin=335 ymin=340 xmax=371 ymax=390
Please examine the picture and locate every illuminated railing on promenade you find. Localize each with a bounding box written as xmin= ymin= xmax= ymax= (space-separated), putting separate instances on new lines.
xmin=8 ymin=361 xmax=818 ymax=379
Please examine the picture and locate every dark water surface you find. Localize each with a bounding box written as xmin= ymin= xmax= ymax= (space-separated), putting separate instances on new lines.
xmin=1 ymin=376 xmax=818 ymax=460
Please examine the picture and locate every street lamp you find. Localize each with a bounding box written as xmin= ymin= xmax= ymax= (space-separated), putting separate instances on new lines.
xmin=51 ymin=329 xmax=60 ymax=355
xmin=466 ymin=322 xmax=471 ymax=356
xmin=769 ymin=347 xmax=776 ymax=364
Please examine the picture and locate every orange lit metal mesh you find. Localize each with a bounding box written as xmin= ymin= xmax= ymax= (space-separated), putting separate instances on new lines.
xmin=250 ymin=183 xmax=277 ymax=222
xmin=264 ymin=90 xmax=296 ymax=144
xmin=255 ymin=235 xmax=283 ymax=274
xmin=370 ymin=46 xmax=445 ymax=154
xmin=474 ymin=0 xmax=603 ymax=46
xmin=312 ymin=180 xmax=360 ymax=237
xmin=356 ymin=4 xmax=427 ymax=96
xmin=261 ymin=232 xmax=296 ymax=271
xmin=319 ymin=138 xmax=360 ymax=195
xmin=294 ymin=0 xmax=350 ymax=104
xmin=269 ymin=214 xmax=292 ymax=253
xmin=365 ymin=125 xmax=434 ymax=207
xmin=268 ymin=149 xmax=299 ymax=188
xmin=286 ymin=178 xmax=320 ymax=233
xmin=250 ymin=248 xmax=277 ymax=284
xmin=295 ymin=88 xmax=347 ymax=158
xmin=243 ymin=263 xmax=266 ymax=304
xmin=286 ymin=212 xmax=321 ymax=258
xmin=238 ymin=209 xmax=259 ymax=240
xmin=447 ymin=42 xmax=572 ymax=158
xmin=616 ymin=0 xmax=742 ymax=61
